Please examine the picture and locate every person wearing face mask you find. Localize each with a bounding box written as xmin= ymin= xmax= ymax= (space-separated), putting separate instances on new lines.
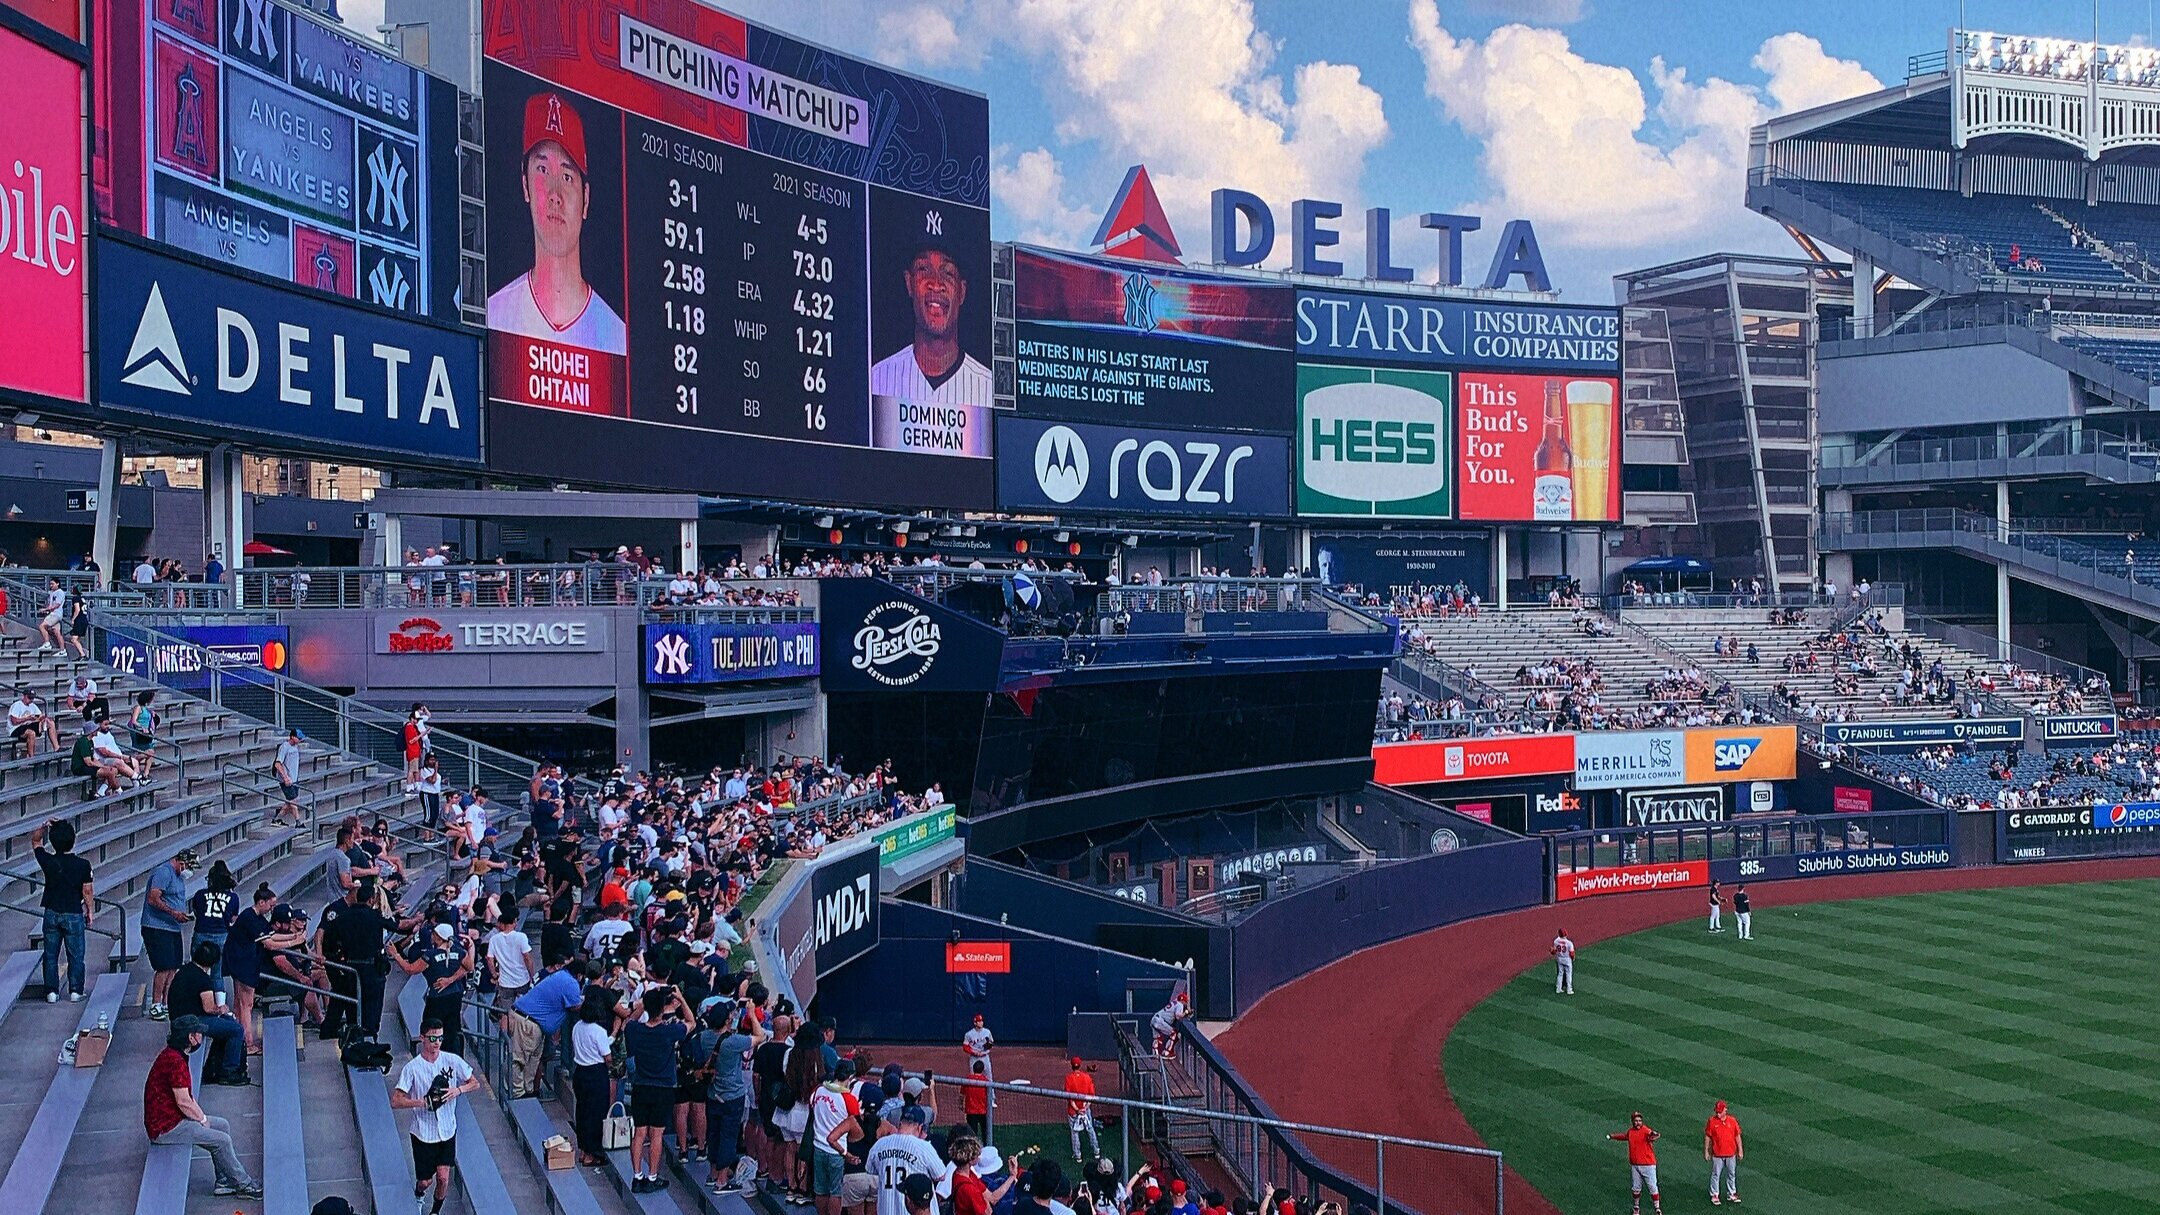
xmin=142 ymin=848 xmax=197 ymax=1020
xmin=144 ymin=1015 xmax=262 ymax=1198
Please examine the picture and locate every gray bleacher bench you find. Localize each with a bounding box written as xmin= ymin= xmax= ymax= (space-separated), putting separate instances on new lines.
xmin=671 ymin=1152 xmax=765 ymax=1215
xmin=389 ymin=974 xmax=517 ymax=1214
xmin=602 ymin=1142 xmax=686 ymax=1215
xmin=0 ymin=949 xmax=39 ymax=1023
xmin=348 ymin=1060 xmax=414 ymax=1215
xmin=133 ymin=1043 xmax=207 ymax=1215
xmin=0 ymin=969 xmax=131 ymax=1214
xmin=262 ymin=1016 xmax=309 ymax=1215
xmin=507 ymin=1096 xmax=609 ymax=1215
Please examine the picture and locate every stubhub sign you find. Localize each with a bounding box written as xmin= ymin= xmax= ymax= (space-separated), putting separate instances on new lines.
xmin=95 ymin=238 xmax=481 ymax=463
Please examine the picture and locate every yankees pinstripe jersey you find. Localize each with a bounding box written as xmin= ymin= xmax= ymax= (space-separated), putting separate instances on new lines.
xmin=869 ymin=347 xmax=993 ymax=406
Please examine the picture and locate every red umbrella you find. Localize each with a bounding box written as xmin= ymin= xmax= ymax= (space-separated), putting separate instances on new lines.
xmin=241 ymin=540 xmax=293 ymax=556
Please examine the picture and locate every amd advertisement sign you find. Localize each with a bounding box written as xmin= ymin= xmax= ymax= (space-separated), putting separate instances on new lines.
xmin=810 ymin=843 xmax=879 ymax=977
xmin=818 ymin=578 xmax=1004 ymax=694
xmin=1624 ymin=786 xmax=1725 ymax=826
xmin=996 ymin=415 xmax=1292 ymax=518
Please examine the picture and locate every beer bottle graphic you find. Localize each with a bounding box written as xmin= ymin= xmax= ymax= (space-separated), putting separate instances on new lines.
xmin=1532 ymin=379 xmax=1573 ymax=521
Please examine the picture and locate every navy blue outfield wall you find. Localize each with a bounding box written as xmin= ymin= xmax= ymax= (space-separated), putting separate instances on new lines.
xmin=1228 ymin=837 xmax=1547 ymax=1013
xmin=954 ymin=858 xmax=1237 ymax=1020
xmin=812 ymin=900 xmax=1185 ymax=1044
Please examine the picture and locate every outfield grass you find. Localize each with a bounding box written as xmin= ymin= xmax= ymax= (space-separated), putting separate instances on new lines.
xmin=1446 ymin=881 xmax=2160 ymax=1215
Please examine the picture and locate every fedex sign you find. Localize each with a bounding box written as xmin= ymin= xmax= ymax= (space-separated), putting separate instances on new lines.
xmin=1091 ymin=164 xmax=1552 ymax=291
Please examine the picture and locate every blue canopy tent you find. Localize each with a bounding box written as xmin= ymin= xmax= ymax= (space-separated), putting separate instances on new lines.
xmin=1620 ymin=555 xmax=1714 ymax=593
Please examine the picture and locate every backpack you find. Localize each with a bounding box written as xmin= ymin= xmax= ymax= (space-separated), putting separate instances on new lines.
xmin=679 ymin=1029 xmax=716 ymax=1088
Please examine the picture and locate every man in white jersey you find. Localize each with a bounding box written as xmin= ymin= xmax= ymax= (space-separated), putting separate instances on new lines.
xmin=487 ymin=90 xmax=626 ymax=354
xmin=866 ymin=1104 xmax=951 ymax=1215
xmin=960 ymin=1013 xmax=994 ymax=1084
xmin=870 ymin=239 xmax=990 ymax=406
xmin=1552 ymin=928 xmax=1576 ymax=994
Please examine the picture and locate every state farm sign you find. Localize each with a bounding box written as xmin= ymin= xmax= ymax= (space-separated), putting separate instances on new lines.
xmin=375 ymin=613 xmax=606 ymax=654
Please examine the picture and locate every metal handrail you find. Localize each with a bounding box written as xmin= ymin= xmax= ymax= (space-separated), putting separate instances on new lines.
xmin=0 ymin=573 xmax=593 ymax=807
xmin=236 ymin=563 xmax=654 ymax=610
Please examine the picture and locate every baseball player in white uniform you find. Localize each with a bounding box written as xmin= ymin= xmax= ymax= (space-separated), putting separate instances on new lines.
xmin=1707 ymin=880 xmax=1724 ymax=933
xmin=1734 ymin=884 xmax=1753 ymax=940
xmin=961 ymin=1013 xmax=995 ymax=1084
xmin=870 ymin=242 xmax=990 ymax=406
xmin=487 ymin=90 xmax=627 ymax=355
xmin=1150 ymin=992 xmax=1191 ymax=1058
xmin=1552 ymin=929 xmax=1576 ymax=994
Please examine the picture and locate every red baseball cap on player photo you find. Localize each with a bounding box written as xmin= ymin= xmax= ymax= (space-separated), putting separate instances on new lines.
xmin=523 ymin=91 xmax=589 ymax=176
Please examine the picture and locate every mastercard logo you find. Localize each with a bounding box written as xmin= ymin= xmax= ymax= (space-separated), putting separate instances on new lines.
xmin=260 ymin=639 xmax=288 ymax=671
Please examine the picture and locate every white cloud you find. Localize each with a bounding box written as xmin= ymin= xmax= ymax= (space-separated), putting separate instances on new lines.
xmin=335 ymin=0 xmax=388 ymax=43
xmin=1003 ymin=0 xmax=1389 ymax=258
xmin=992 ymin=146 xmax=1098 ymax=247
xmin=1464 ymin=0 xmax=1586 ymax=23
xmin=876 ymin=3 xmax=981 ymax=70
xmin=1407 ymin=0 xmax=1881 ymax=280
xmin=1753 ymin=32 xmax=1883 ymax=115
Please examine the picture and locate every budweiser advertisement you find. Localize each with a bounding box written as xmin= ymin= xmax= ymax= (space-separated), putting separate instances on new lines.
xmin=1556 ymin=859 xmax=1709 ymax=902
xmin=1371 ymin=733 xmax=1575 ymax=784
xmin=1 ymin=22 xmax=87 ymax=406
xmin=1455 ymin=372 xmax=1620 ymax=522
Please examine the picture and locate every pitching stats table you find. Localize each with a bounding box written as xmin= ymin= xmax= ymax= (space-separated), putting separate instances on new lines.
xmin=625 ymin=117 xmax=870 ymax=445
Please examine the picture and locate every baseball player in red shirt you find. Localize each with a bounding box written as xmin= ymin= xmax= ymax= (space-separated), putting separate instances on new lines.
xmin=1704 ymin=1099 xmax=1743 ymax=1204
xmin=1605 ymin=1111 xmax=1662 ymax=1214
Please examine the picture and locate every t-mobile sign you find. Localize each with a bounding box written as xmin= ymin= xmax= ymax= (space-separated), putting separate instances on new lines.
xmin=0 ymin=25 xmax=87 ymax=405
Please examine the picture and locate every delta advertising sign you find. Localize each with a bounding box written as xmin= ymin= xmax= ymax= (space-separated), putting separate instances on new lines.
xmin=1 ymin=20 xmax=88 ymax=407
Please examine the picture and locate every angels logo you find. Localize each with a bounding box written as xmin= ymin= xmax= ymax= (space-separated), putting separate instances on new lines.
xmin=850 ymin=602 xmax=941 ymax=686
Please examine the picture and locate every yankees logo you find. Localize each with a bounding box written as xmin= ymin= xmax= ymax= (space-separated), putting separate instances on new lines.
xmin=652 ymin=631 xmax=692 ymax=677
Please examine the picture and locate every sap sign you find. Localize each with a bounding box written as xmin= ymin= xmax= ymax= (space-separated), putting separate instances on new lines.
xmin=95 ymin=239 xmax=481 ymax=463
xmin=1209 ymin=189 xmax=1552 ymax=291
xmin=996 ymin=416 xmax=1291 ymax=518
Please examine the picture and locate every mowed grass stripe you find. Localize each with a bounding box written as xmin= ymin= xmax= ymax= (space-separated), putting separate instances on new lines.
xmin=1449 ymin=881 xmax=2160 ymax=1215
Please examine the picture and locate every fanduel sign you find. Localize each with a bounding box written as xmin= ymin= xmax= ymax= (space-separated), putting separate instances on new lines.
xmin=95 ymin=238 xmax=481 ymax=462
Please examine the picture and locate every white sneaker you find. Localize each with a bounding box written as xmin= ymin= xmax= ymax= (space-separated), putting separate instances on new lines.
xmin=44 ymin=992 xmax=56 ymax=1004
xmin=68 ymin=991 xmax=81 ymax=1002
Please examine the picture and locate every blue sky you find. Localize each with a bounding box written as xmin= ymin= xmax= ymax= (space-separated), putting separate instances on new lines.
xmin=346 ymin=0 xmax=2160 ymax=298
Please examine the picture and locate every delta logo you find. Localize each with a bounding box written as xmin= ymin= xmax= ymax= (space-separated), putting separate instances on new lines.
xmin=387 ymin=616 xmax=453 ymax=653
xmin=1712 ymin=737 xmax=1762 ymax=772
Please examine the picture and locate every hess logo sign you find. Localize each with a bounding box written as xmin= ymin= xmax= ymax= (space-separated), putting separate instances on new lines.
xmin=1299 ymin=376 xmax=1449 ymax=514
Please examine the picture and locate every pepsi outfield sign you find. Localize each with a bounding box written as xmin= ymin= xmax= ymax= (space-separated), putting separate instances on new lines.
xmin=643 ymin=622 xmax=819 ymax=685
xmin=995 ymin=415 xmax=1291 ymax=518
xmin=94 ymin=238 xmax=482 ymax=463
xmin=1819 ymin=717 xmax=2025 ymax=748
xmin=2094 ymin=802 xmax=2160 ymax=829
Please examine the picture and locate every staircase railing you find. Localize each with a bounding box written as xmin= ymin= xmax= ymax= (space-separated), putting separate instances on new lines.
xmin=0 ymin=573 xmax=588 ymax=807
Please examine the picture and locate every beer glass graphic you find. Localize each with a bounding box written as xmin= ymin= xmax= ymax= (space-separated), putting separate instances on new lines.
xmin=1566 ymin=379 xmax=1614 ymax=520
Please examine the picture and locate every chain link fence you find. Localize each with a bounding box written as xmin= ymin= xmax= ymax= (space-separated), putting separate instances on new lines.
xmin=941 ymin=1059 xmax=1503 ymax=1215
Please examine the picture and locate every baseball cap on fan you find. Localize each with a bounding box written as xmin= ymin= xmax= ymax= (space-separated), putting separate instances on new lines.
xmin=522 ymin=91 xmax=589 ymax=176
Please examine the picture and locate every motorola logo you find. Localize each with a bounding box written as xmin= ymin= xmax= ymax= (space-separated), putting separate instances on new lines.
xmin=1034 ymin=425 xmax=1089 ymax=504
